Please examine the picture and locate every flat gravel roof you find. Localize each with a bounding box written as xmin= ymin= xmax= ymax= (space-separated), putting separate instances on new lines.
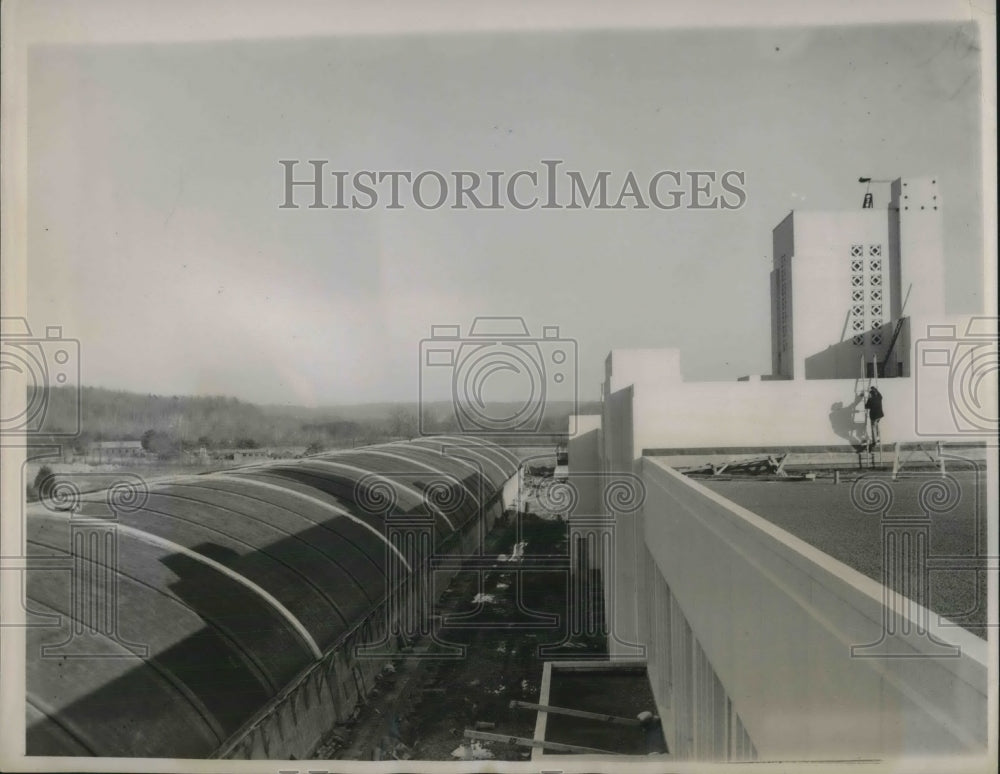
xmin=702 ymin=464 xmax=988 ymax=639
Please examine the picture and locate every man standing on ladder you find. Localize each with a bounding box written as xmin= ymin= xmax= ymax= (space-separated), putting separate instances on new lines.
xmin=865 ymin=385 xmax=884 ymax=450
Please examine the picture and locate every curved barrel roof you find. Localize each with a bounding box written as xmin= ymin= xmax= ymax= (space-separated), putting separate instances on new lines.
xmin=25 ymin=436 xmax=519 ymax=757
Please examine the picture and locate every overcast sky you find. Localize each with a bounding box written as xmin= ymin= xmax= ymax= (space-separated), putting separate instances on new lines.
xmin=25 ymin=17 xmax=984 ymax=406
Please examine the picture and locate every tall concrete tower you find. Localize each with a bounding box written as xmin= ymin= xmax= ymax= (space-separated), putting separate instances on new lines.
xmin=770 ymin=177 xmax=946 ymax=380
xmin=889 ymin=178 xmax=946 ymax=321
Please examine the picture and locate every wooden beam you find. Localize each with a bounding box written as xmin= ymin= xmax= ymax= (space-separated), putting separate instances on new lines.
xmin=544 ymin=662 xmax=646 ymax=672
xmin=509 ymin=699 xmax=641 ymax=726
xmin=463 ymin=729 xmax=619 ymax=756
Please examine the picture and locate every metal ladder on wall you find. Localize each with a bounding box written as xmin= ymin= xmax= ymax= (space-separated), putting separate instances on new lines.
xmin=860 ymin=353 xmax=883 ymax=469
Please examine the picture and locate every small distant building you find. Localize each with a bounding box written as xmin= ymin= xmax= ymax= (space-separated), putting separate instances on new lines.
xmin=271 ymin=446 xmax=308 ymax=459
xmin=214 ymin=448 xmax=270 ymax=463
xmin=213 ymin=447 xmax=308 ymax=463
xmin=87 ymin=440 xmax=146 ymax=463
xmin=233 ymin=448 xmax=269 ymax=462
xmin=182 ymin=447 xmax=212 ymax=465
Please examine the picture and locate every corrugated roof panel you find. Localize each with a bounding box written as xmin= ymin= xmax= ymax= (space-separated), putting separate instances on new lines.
xmin=25 ymin=436 xmax=522 ymax=758
xmin=207 ymin=471 xmax=392 ymax=567
xmin=376 ymin=443 xmax=506 ymax=502
xmin=406 ymin=437 xmax=518 ymax=487
xmin=264 ymin=460 xmax=456 ymax=534
xmin=325 ymin=450 xmax=483 ymax=527
xmin=96 ymin=497 xmax=348 ymax=647
xmin=26 ymin=698 xmax=93 ymax=756
xmin=27 ymin=514 xmax=306 ymax=692
xmin=25 ymin=595 xmax=225 ymax=757
xmin=346 ymin=448 xmax=490 ymax=509
xmin=157 ymin=479 xmax=380 ymax=610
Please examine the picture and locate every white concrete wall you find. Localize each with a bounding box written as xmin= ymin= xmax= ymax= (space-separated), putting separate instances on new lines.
xmin=781 ymin=210 xmax=891 ymax=379
xmin=772 ymin=213 xmax=795 ymax=378
xmin=567 ymin=414 xmax=602 ymax=514
xmin=601 ymin=379 xmax=635 ymax=471
xmin=769 ymin=175 xmax=958 ymax=378
xmin=606 ymin=348 xmax=683 ymax=393
xmin=635 ymin=457 xmax=988 ymax=760
xmin=634 ymin=374 xmax=900 ymax=455
xmin=892 ymin=178 xmax=946 ymax=321
xmin=598 ymin=390 xmax=644 ymax=658
xmin=602 ymin=316 xmax=986 ymax=462
xmin=772 ymin=187 xmax=950 ymax=382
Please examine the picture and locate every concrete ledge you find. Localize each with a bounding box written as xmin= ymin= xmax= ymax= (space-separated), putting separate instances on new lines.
xmin=636 ymin=457 xmax=988 ymax=759
xmin=643 ymin=441 xmax=988 ymax=456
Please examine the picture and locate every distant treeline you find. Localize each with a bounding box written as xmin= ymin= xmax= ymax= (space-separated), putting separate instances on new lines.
xmin=26 ymin=386 xmax=597 ymax=453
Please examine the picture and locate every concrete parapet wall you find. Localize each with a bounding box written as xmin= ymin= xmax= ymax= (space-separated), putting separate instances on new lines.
xmin=631 ymin=375 xmax=964 ymax=462
xmin=632 ymin=457 xmax=988 ymax=760
xmin=602 ymin=313 xmax=993 ymax=464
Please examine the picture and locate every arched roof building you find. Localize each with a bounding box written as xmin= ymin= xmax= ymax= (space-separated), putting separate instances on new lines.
xmin=25 ymin=436 xmax=520 ymax=758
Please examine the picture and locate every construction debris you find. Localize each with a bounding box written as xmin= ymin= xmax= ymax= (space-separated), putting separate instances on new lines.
xmin=498 ymin=542 xmax=527 ymax=562
xmin=450 ymin=741 xmax=495 ymax=759
xmin=509 ymin=699 xmax=642 ymax=726
xmin=463 ymin=729 xmax=619 ymax=756
xmin=330 ymin=513 xmax=610 ymax=760
xmin=683 ymin=453 xmax=790 ymax=477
